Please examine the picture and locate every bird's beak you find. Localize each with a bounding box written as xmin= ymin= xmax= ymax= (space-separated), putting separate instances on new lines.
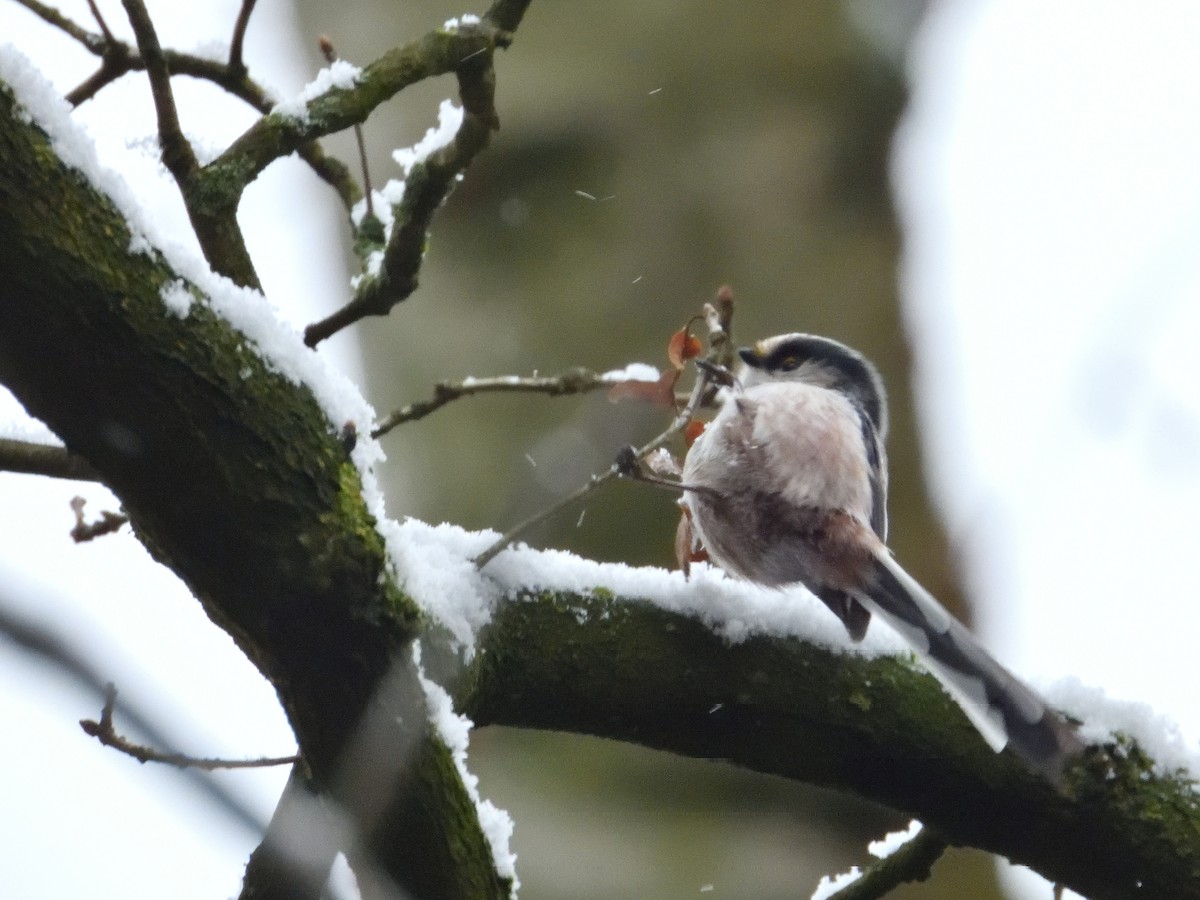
xmin=738 ymin=345 xmax=764 ymax=368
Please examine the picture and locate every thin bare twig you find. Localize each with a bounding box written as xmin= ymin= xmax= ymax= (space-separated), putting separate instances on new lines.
xmin=373 ymin=367 xmax=622 ymax=438
xmin=821 ymin=826 xmax=948 ymax=900
xmin=81 ymin=684 xmax=299 ymax=770
xmin=11 ymin=0 xmax=102 ymax=48
xmin=474 ymin=348 xmax=726 ymax=570
xmin=120 ymin=0 xmax=199 ymax=184
xmin=0 ymin=594 xmax=268 ymax=835
xmin=24 ymin=2 xmax=359 ymax=207
xmin=0 ymin=438 xmax=100 ymax=481
xmin=473 ymin=374 xmax=711 ymax=569
xmin=473 ymin=290 xmax=736 ymax=568
xmin=319 ymin=36 xmax=372 ymax=217
xmin=228 ymin=0 xmax=259 ymax=73
xmin=85 ymin=0 xmax=115 ymax=43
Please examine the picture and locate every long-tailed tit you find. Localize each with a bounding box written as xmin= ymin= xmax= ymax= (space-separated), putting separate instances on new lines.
xmin=681 ymin=333 xmax=1082 ymax=777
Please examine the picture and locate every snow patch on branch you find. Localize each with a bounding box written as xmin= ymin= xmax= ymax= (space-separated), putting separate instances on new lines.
xmin=1047 ymin=678 xmax=1200 ymax=781
xmin=160 ymin=279 xmax=193 ymax=318
xmin=443 ymin=14 xmax=482 ymax=31
xmin=272 ymin=59 xmax=362 ymax=122
xmin=412 ymin=641 xmax=519 ymax=895
xmin=393 ymin=99 xmax=464 ymax=177
xmin=387 ymin=519 xmax=892 ymax=657
xmin=869 ymin=819 xmax=923 ymax=858
xmin=0 ymin=46 xmax=379 ymax=446
xmin=599 ymin=362 xmax=661 ymax=383
xmin=810 ymin=867 xmax=861 ymax=899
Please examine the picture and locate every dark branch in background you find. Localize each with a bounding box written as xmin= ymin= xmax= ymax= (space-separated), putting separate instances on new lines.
xmin=823 ymin=827 xmax=949 ymax=900
xmin=81 ymin=683 xmax=299 ymax=770
xmin=11 ymin=0 xmax=100 ymax=47
xmin=0 ymin=591 xmax=268 ymax=837
xmin=228 ymin=0 xmax=258 ymax=75
xmin=303 ymin=30 xmax=506 ymax=346
xmin=119 ymin=0 xmax=199 ymax=184
xmin=8 ymin=0 xmax=360 ymax=209
xmin=373 ymin=368 xmax=622 ymax=437
xmin=18 ymin=0 xmax=528 ymax=304
xmin=85 ymin=0 xmax=115 ymax=42
xmin=0 ymin=438 xmax=100 ymax=481
xmin=120 ymin=0 xmax=263 ymax=286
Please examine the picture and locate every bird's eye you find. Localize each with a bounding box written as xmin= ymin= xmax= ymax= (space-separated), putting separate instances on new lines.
xmin=779 ymin=355 xmax=800 ymax=371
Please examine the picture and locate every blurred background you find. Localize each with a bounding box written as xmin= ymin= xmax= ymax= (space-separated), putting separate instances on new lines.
xmin=3 ymin=1 xmax=1200 ymax=898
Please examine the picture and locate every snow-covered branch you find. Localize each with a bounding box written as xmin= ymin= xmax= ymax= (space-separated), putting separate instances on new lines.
xmin=458 ymin=572 xmax=1200 ymax=900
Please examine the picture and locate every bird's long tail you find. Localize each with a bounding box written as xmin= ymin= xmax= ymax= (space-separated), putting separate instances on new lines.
xmin=856 ymin=549 xmax=1083 ymax=780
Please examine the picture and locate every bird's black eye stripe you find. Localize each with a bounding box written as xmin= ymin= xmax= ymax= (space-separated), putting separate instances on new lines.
xmin=762 ymin=340 xmax=811 ymax=372
xmin=760 ymin=336 xmax=886 ymax=432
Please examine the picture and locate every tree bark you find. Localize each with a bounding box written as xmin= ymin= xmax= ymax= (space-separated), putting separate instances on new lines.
xmin=462 ymin=589 xmax=1200 ymax=900
xmin=0 ymin=83 xmax=508 ymax=900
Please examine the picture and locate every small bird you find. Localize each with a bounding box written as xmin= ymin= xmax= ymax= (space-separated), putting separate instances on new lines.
xmin=680 ymin=332 xmax=1082 ymax=777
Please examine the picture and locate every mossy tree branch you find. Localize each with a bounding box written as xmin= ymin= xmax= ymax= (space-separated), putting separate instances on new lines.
xmin=460 ymin=588 xmax=1200 ymax=900
xmin=0 ymin=82 xmax=508 ymax=900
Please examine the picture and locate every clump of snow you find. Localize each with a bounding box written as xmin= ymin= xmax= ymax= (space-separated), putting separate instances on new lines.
xmin=128 ymin=233 xmax=155 ymax=256
xmin=600 ymin=363 xmax=660 ymax=383
xmin=443 ymin=14 xmax=482 ymax=31
xmin=350 ymin=250 xmax=386 ymax=290
xmin=811 ymin=867 xmax=861 ymax=900
xmin=272 ymin=59 xmax=363 ymax=122
xmin=351 ymin=190 xmax=395 ymax=231
xmin=1047 ymin=677 xmax=1200 ymax=781
xmin=187 ymin=39 xmax=229 ymax=64
xmin=393 ymin=99 xmax=464 ymax=176
xmin=346 ymin=101 xmax=464 ymax=294
xmin=868 ymin=819 xmax=923 ymax=858
xmin=384 ymin=520 xmax=503 ymax=655
xmin=412 ymin=642 xmax=519 ymax=895
xmin=160 ymin=279 xmax=193 ymax=318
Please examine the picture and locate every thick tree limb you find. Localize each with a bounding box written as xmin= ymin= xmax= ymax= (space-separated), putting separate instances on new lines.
xmin=0 ymin=82 xmax=507 ymax=900
xmin=461 ymin=589 xmax=1200 ymax=900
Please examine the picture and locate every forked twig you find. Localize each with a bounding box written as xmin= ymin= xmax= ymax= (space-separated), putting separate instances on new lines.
xmin=80 ymin=684 xmax=299 ymax=771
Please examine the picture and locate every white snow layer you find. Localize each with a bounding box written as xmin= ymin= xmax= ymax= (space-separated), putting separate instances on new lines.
xmin=868 ymin=819 xmax=923 ymax=859
xmin=443 ymin=14 xmax=482 ymax=31
xmin=413 ymin=642 xmax=519 ymax=894
xmin=393 ymin=99 xmax=464 ymax=176
xmin=272 ymin=59 xmax=362 ymax=122
xmin=810 ymin=867 xmax=862 ymax=900
xmin=809 ymin=820 xmax=922 ymax=900
xmin=600 ymin=362 xmax=661 ymax=382
xmin=0 ymin=44 xmax=377 ymax=444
